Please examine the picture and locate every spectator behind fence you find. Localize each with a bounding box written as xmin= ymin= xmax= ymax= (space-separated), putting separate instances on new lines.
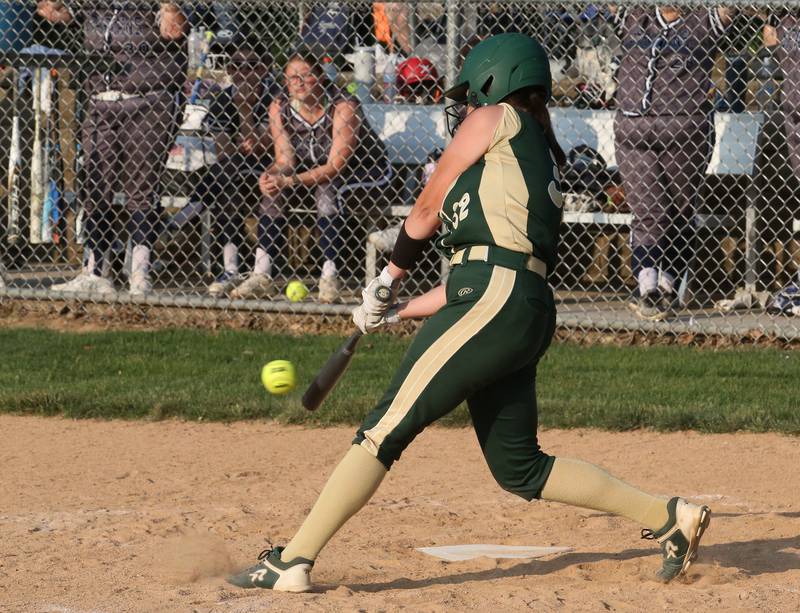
xmin=190 ymin=48 xmax=276 ymax=298
xmin=244 ymin=50 xmax=389 ymax=303
xmin=299 ymin=1 xmax=376 ymax=58
xmin=380 ymin=2 xmax=446 ymax=66
xmin=763 ymin=13 xmax=800 ymax=313
xmin=768 ymin=13 xmax=800 ymax=187
xmin=569 ymin=4 xmax=621 ymax=109
xmin=39 ymin=1 xmax=187 ymax=296
xmin=613 ymin=5 xmax=732 ymax=321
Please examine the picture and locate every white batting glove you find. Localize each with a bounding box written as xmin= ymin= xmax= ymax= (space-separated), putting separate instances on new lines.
xmin=353 ymin=303 xmax=400 ymax=334
xmin=361 ymin=266 xmax=398 ymax=316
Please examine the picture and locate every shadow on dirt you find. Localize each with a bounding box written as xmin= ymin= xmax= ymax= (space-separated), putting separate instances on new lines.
xmin=341 ymin=534 xmax=799 ymax=592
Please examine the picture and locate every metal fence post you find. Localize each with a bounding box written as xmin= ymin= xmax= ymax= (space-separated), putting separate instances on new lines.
xmin=445 ymin=0 xmax=458 ymax=90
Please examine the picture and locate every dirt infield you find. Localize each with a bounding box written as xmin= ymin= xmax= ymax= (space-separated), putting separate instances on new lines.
xmin=1 ymin=416 xmax=798 ymax=612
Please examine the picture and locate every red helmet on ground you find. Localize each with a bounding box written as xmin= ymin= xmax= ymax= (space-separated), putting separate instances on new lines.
xmin=397 ymin=57 xmax=438 ymax=85
xmin=396 ymin=57 xmax=441 ymax=103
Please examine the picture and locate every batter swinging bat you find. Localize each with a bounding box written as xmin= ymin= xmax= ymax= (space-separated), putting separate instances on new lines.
xmin=302 ymin=331 xmax=363 ymax=411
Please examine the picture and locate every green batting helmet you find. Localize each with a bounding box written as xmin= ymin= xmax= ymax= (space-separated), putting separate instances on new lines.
xmin=444 ymin=33 xmax=552 ymax=106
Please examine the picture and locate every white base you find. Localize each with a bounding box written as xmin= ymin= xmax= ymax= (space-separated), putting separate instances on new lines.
xmin=416 ymin=544 xmax=573 ymax=562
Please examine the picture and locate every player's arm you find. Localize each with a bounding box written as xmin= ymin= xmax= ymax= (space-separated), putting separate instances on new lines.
xmin=763 ymin=22 xmax=779 ymax=47
xmin=260 ymin=100 xmax=296 ymax=194
xmin=354 ymin=284 xmax=447 ymax=333
xmin=396 ymin=285 xmax=447 ymax=320
xmin=36 ymin=1 xmax=73 ymax=23
xmin=268 ymin=99 xmax=295 ymax=171
xmin=387 ymin=104 xmax=505 ymax=281
xmin=160 ymin=3 xmax=188 ymax=40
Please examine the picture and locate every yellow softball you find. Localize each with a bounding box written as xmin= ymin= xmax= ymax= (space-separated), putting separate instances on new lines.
xmin=261 ymin=360 xmax=296 ymax=395
xmin=285 ymin=280 xmax=309 ymax=302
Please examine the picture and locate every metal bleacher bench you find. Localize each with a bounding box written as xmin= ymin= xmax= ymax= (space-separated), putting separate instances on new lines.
xmin=361 ymin=104 xmax=764 ymax=282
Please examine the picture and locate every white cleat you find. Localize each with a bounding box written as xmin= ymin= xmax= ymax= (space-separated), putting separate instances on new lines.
xmin=129 ymin=274 xmax=152 ymax=297
xmin=208 ymin=271 xmax=245 ymax=297
xmin=230 ymin=273 xmax=274 ymax=299
xmin=318 ymin=273 xmax=341 ymax=303
xmin=51 ymin=272 xmax=116 ymax=295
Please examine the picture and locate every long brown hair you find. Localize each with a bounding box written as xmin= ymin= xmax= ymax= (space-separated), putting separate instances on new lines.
xmin=503 ymin=86 xmax=566 ymax=167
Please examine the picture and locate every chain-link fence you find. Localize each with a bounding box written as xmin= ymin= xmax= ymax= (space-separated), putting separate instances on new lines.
xmin=1 ymin=1 xmax=800 ymax=339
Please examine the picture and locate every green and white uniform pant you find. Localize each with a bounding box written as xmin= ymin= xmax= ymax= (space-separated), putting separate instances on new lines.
xmin=354 ymin=260 xmax=556 ymax=501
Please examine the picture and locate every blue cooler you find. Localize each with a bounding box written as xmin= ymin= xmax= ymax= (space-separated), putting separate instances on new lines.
xmin=0 ymin=2 xmax=34 ymax=53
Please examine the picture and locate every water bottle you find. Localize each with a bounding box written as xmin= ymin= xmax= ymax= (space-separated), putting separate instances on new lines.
xmin=322 ymin=56 xmax=338 ymax=86
xmin=188 ymin=27 xmax=206 ymax=72
xmin=383 ymin=56 xmax=397 ymax=103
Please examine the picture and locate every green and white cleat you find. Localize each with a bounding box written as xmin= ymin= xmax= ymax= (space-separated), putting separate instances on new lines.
xmin=642 ymin=497 xmax=711 ymax=583
xmin=228 ymin=546 xmax=314 ymax=592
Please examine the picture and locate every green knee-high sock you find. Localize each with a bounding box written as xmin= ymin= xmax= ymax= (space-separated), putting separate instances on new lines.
xmin=540 ymin=457 xmax=669 ymax=530
xmin=280 ymin=444 xmax=387 ymax=562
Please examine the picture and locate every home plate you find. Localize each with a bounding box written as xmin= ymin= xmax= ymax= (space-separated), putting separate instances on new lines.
xmin=416 ymin=544 xmax=573 ymax=562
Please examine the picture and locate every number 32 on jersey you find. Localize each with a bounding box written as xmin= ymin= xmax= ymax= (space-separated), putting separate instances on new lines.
xmin=451 ymin=192 xmax=470 ymax=229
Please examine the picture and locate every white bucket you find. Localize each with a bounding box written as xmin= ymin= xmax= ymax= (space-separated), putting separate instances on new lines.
xmin=179 ymin=103 xmax=210 ymax=131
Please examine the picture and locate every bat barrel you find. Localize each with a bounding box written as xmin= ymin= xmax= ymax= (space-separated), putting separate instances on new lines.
xmin=301 ymin=382 xmax=326 ymax=412
xmin=301 ymin=331 xmax=362 ymax=411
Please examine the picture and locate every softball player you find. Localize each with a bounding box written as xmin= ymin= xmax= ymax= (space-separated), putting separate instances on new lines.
xmin=229 ymin=34 xmax=711 ymax=592
xmin=244 ymin=52 xmax=389 ymax=303
xmin=770 ymin=12 xmax=800 ymax=180
xmin=761 ymin=13 xmax=800 ymax=311
xmin=38 ymin=1 xmax=186 ymax=296
xmin=614 ymin=6 xmax=732 ymax=320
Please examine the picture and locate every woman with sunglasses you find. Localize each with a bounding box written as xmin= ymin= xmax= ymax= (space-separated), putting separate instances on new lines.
xmin=228 ymin=34 xmax=711 ymax=592
xmin=228 ymin=50 xmax=388 ymax=302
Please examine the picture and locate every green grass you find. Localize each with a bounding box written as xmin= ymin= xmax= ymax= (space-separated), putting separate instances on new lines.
xmin=1 ymin=327 xmax=798 ymax=434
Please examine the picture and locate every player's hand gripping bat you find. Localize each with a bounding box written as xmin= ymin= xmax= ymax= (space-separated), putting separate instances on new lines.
xmin=301 ymin=331 xmax=363 ymax=411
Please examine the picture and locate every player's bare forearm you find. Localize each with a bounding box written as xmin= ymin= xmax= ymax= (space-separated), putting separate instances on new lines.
xmin=37 ymin=1 xmax=72 ymax=23
xmin=396 ymin=285 xmax=446 ymax=320
xmin=295 ymin=160 xmax=346 ymax=186
xmin=763 ymin=24 xmax=779 ymax=47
